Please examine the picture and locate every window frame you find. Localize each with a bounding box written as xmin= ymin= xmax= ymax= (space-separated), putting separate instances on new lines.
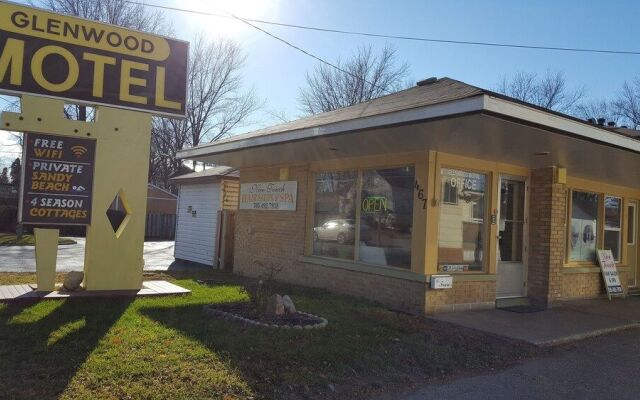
xmin=604 ymin=195 xmax=622 ymax=262
xmin=437 ymin=166 xmax=491 ymax=274
xmin=310 ymin=165 xmax=416 ymax=271
xmin=628 ymin=202 xmax=637 ymax=246
xmin=566 ymin=188 xmax=626 ymax=265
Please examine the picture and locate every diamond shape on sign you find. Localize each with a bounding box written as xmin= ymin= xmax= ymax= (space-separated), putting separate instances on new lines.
xmin=106 ymin=191 xmax=130 ymax=235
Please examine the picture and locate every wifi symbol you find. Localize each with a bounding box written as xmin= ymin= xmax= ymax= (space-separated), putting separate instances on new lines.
xmin=71 ymin=145 xmax=87 ymax=158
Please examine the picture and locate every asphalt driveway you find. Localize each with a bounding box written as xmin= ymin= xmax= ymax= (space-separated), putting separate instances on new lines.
xmin=0 ymin=238 xmax=176 ymax=272
xmin=398 ymin=328 xmax=640 ymax=400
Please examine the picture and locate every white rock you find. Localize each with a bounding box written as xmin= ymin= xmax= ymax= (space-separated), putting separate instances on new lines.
xmin=62 ymin=271 xmax=84 ymax=291
xmin=282 ymin=295 xmax=297 ymax=314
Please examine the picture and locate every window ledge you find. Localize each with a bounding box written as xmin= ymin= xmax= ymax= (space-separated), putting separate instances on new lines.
xmin=298 ymin=255 xmax=427 ymax=283
xmin=562 ymin=266 xmax=630 ymax=274
xmin=442 ymin=274 xmax=497 ymax=282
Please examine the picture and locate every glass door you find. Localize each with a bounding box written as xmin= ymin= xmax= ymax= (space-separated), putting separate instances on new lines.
xmin=496 ymin=176 xmax=527 ymax=298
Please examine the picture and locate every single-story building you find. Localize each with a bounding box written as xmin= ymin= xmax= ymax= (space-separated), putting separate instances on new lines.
xmin=177 ymin=77 xmax=640 ymax=314
xmin=171 ymin=166 xmax=239 ymax=267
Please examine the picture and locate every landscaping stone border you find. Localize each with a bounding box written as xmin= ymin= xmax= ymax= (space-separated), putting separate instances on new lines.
xmin=203 ymin=305 xmax=328 ymax=330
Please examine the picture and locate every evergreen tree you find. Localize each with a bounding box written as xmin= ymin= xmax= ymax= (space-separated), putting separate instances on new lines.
xmin=9 ymin=158 xmax=20 ymax=185
xmin=0 ymin=168 xmax=9 ymax=184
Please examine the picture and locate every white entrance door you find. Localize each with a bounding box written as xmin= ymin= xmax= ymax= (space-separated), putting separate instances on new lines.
xmin=496 ymin=176 xmax=527 ymax=298
xmin=627 ymin=201 xmax=638 ymax=287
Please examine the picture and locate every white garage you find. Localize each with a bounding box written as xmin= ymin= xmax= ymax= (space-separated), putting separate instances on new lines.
xmin=171 ymin=166 xmax=239 ymax=267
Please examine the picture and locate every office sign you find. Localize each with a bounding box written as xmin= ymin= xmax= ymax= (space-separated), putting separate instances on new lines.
xmin=0 ymin=1 xmax=188 ymax=117
xmin=240 ymin=181 xmax=297 ymax=211
xmin=596 ymin=249 xmax=624 ymax=300
xmin=20 ymin=132 xmax=95 ymax=225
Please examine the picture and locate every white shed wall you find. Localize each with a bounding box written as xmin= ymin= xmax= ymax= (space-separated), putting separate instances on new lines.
xmin=174 ymin=182 xmax=220 ymax=266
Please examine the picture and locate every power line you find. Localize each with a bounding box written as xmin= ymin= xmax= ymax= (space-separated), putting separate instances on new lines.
xmin=126 ymin=1 xmax=640 ymax=56
xmin=125 ymin=1 xmax=393 ymax=95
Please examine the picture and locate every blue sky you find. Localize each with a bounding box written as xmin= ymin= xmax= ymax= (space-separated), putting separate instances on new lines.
xmin=2 ymin=0 xmax=640 ymax=168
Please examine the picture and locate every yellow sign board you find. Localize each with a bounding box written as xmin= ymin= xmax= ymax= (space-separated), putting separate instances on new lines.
xmin=0 ymin=1 xmax=188 ymax=117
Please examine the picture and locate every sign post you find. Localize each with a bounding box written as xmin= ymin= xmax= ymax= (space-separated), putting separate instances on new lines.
xmin=1 ymin=2 xmax=188 ymax=291
xmin=596 ymin=249 xmax=625 ymax=300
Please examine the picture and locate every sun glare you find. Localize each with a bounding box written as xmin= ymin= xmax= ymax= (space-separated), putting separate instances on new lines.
xmin=184 ymin=0 xmax=277 ymax=37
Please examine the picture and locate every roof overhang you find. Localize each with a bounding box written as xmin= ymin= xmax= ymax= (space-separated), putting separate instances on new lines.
xmin=177 ymin=95 xmax=640 ymax=188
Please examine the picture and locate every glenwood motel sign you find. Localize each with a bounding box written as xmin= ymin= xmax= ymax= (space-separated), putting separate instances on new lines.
xmin=0 ymin=0 xmax=188 ymax=117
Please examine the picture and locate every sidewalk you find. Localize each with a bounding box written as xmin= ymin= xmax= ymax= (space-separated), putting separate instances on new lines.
xmin=430 ymin=297 xmax=640 ymax=346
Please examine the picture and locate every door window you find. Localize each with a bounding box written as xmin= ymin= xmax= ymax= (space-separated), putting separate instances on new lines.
xmin=498 ymin=179 xmax=525 ymax=262
xmin=628 ymin=204 xmax=636 ymax=245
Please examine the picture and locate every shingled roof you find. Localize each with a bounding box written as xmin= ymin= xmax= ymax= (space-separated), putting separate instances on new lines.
xmin=170 ymin=166 xmax=238 ymax=183
xmin=200 ymin=78 xmax=484 ymax=147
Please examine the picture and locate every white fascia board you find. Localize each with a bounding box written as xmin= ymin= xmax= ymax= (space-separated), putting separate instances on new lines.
xmin=177 ymin=96 xmax=486 ymax=159
xmin=484 ymin=95 xmax=640 ymax=153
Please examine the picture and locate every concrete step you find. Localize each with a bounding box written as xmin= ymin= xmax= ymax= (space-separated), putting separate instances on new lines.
xmin=495 ymin=297 xmax=531 ymax=308
xmin=628 ymin=288 xmax=640 ymax=297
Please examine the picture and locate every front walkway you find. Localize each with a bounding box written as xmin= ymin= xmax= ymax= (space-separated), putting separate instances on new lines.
xmin=0 ymin=238 xmax=176 ymax=272
xmin=431 ymin=297 xmax=640 ymax=346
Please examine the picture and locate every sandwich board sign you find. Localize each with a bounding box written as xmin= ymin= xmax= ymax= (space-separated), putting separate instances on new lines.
xmin=596 ymin=249 xmax=625 ymax=300
xmin=19 ymin=132 xmax=96 ymax=225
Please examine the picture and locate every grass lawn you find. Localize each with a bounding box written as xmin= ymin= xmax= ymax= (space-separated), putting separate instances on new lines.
xmin=0 ymin=233 xmax=77 ymax=246
xmin=0 ymin=270 xmax=538 ymax=399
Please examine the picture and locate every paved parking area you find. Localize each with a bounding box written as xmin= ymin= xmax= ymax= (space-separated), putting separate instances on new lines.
xmin=0 ymin=238 xmax=176 ymax=272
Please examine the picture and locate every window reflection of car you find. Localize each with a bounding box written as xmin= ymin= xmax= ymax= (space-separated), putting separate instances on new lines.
xmin=314 ymin=219 xmax=355 ymax=244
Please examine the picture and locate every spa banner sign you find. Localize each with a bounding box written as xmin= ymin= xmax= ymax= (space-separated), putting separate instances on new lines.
xmin=0 ymin=1 xmax=188 ymax=117
xmin=596 ymin=249 xmax=624 ymax=300
xmin=240 ymin=181 xmax=297 ymax=211
xmin=20 ymin=132 xmax=96 ymax=225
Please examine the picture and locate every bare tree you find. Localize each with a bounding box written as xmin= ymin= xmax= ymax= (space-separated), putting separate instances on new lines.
xmin=149 ymin=35 xmax=259 ymax=187
xmin=36 ymin=0 xmax=170 ymax=120
xmin=575 ymin=100 xmax=619 ymax=125
xmin=496 ymin=70 xmax=585 ymax=114
xmin=299 ymin=45 xmax=409 ymax=114
xmin=37 ymin=0 xmax=167 ymax=33
xmin=613 ymin=78 xmax=640 ymax=129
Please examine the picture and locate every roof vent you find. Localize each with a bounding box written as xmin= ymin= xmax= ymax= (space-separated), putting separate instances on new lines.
xmin=416 ymin=77 xmax=438 ymax=86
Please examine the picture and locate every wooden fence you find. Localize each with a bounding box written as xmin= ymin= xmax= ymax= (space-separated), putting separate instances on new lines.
xmin=145 ymin=214 xmax=176 ymax=239
xmin=215 ymin=210 xmax=236 ymax=270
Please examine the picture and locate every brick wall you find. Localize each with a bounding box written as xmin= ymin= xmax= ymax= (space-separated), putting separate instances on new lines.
xmin=561 ymin=270 xmax=630 ymax=299
xmin=426 ymin=280 xmax=496 ymax=313
xmin=527 ymin=167 xmax=567 ymax=305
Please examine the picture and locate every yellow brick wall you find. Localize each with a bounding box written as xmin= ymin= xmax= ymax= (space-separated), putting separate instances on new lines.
xmin=561 ymin=270 xmax=629 ymax=300
xmin=426 ymin=280 xmax=496 ymax=313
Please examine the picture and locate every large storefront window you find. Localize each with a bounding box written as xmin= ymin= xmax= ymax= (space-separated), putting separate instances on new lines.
xmin=313 ymin=171 xmax=357 ymax=260
xmin=604 ymin=196 xmax=622 ymax=261
xmin=312 ymin=166 xmax=414 ymax=269
xmin=570 ymin=191 xmax=598 ymax=262
xmin=437 ymin=168 xmax=487 ymax=272
xmin=358 ymin=167 xmax=414 ymax=268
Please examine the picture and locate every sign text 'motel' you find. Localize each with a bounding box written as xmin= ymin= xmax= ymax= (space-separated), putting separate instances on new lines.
xmin=20 ymin=132 xmax=96 ymax=225
xmin=0 ymin=1 xmax=188 ymax=117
